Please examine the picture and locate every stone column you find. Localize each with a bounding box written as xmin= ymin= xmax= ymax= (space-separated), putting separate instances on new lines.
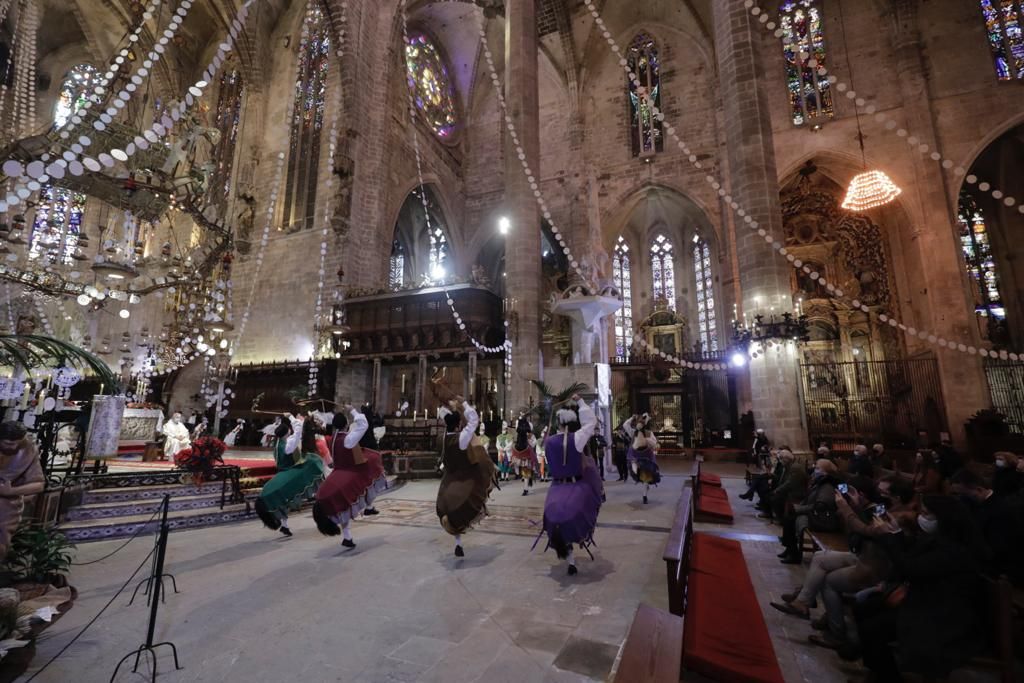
xmin=504 ymin=0 xmax=541 ymax=410
xmin=888 ymin=0 xmax=989 ymax=443
xmin=713 ymin=0 xmax=806 ymax=450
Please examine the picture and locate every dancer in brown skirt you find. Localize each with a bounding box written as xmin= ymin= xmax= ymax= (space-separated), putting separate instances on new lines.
xmin=436 ymin=397 xmax=495 ymax=557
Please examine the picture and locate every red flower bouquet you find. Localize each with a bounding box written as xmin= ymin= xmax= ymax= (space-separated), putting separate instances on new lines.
xmin=173 ymin=436 xmax=227 ymax=484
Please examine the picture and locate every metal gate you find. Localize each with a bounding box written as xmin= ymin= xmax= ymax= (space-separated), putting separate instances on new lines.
xmin=984 ymin=359 xmax=1024 ymax=433
xmin=799 ymin=358 xmax=947 ymax=448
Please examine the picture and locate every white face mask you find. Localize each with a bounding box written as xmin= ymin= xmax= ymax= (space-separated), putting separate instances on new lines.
xmin=917 ymin=515 xmax=939 ymax=535
xmin=995 ymin=459 xmax=1007 ymax=468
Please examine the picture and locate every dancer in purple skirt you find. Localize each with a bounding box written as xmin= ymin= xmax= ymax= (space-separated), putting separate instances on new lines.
xmin=623 ymin=413 xmax=660 ymax=504
xmin=538 ymin=395 xmax=602 ymax=576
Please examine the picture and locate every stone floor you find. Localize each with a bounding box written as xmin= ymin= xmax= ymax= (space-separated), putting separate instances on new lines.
xmin=24 ymin=460 xmax=1001 ymax=682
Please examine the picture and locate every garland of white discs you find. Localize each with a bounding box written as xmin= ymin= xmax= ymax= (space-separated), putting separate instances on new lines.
xmin=307 ymin=1 xmax=349 ymax=399
xmin=580 ymin=0 xmax=1021 ymax=363
xmin=400 ymin=0 xmax=512 ymax=380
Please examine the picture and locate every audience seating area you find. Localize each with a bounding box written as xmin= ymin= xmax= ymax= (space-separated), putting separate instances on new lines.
xmin=690 ymin=459 xmax=733 ymax=524
xmin=614 ymin=486 xmax=784 ymax=683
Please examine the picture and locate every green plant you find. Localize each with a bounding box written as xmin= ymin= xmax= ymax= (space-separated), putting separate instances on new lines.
xmin=4 ymin=522 xmax=75 ymax=584
xmin=518 ymin=379 xmax=590 ymax=435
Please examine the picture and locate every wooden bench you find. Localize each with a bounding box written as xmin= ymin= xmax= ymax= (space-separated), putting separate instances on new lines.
xmin=800 ymin=527 xmax=848 ymax=554
xmin=667 ymin=484 xmax=784 ymax=683
xmin=690 ymin=460 xmax=734 ymax=524
xmin=969 ymin=574 xmax=1018 ymax=683
xmin=612 ymin=605 xmax=684 ymax=683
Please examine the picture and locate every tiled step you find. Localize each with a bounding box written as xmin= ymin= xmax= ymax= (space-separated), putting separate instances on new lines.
xmin=82 ymin=482 xmax=236 ymax=505
xmin=66 ymin=492 xmax=230 ymax=521
xmin=59 ymin=503 xmax=252 ymax=543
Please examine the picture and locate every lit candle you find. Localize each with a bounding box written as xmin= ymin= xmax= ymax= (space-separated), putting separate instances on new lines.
xmin=436 ymin=407 xmax=440 ymax=420
xmin=413 ymin=410 xmax=417 ymax=421
xmin=401 ymin=373 xmax=406 ymax=394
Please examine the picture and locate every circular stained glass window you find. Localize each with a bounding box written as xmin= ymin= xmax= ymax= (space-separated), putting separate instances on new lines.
xmin=405 ymin=33 xmax=457 ymax=139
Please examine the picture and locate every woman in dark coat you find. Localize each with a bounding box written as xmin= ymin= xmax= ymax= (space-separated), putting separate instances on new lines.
xmin=857 ymin=495 xmax=986 ymax=681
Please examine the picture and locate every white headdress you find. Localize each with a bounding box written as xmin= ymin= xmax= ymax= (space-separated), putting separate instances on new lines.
xmin=556 ymin=408 xmax=577 ymax=426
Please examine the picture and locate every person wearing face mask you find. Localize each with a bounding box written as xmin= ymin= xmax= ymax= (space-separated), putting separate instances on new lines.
xmin=847 ymin=444 xmax=874 ymax=479
xmin=854 ymin=496 xmax=986 ymax=683
xmin=0 ymin=422 xmax=44 ymax=562
xmin=778 ymin=459 xmax=840 ymax=564
xmin=162 ymin=411 xmax=191 ymax=458
xmin=990 ymin=451 xmax=1022 ymax=498
xmin=950 ymin=468 xmax=1024 ymax=586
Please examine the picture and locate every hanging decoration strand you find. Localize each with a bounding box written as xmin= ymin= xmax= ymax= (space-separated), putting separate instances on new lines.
xmin=578 ymin=0 xmax=1020 ymax=364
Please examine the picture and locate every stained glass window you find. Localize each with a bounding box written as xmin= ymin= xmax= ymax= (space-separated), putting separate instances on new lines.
xmin=693 ymin=236 xmax=718 ymax=352
xmin=29 ymin=186 xmax=86 ymax=265
xmin=779 ymin=1 xmax=833 ymax=126
xmin=389 ymin=240 xmax=406 ymax=291
xmin=958 ymin=193 xmax=1006 ymax=332
xmin=281 ymin=0 xmax=330 ymax=231
xmin=627 ymin=33 xmax=663 ymax=157
xmin=650 ymin=234 xmax=676 ymax=311
xmin=208 ymin=66 xmax=244 ymax=215
xmin=405 ymin=33 xmax=457 ymax=139
xmin=980 ymin=1 xmax=1024 ymax=80
xmin=613 ymin=236 xmax=634 ymax=359
xmin=54 ymin=64 xmax=99 ymax=129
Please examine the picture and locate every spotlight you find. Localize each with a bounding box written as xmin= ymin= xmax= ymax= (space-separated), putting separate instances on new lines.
xmin=498 ymin=216 xmax=510 ymax=235
xmin=730 ymin=352 xmax=747 ymax=368
xmin=430 ymin=264 xmax=446 ymax=280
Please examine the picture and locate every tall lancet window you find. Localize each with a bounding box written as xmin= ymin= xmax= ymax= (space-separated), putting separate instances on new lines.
xmin=281 ymin=0 xmax=330 ymax=231
xmin=958 ymin=192 xmax=1006 ymax=337
xmin=693 ymin=236 xmax=718 ymax=352
xmin=612 ymin=236 xmax=634 ymax=359
xmin=208 ymin=66 xmax=244 ymax=215
xmin=54 ymin=63 xmax=99 ymax=129
xmin=980 ymin=1 xmax=1024 ymax=80
xmin=389 ymin=240 xmax=406 ymax=291
xmin=29 ymin=185 xmax=86 ymax=265
xmin=626 ymin=33 xmax=663 ymax=157
xmin=779 ymin=1 xmax=834 ymax=126
xmin=650 ymin=234 xmax=676 ymax=311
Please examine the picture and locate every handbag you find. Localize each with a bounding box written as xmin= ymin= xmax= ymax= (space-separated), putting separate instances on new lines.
xmin=808 ymin=502 xmax=841 ymax=532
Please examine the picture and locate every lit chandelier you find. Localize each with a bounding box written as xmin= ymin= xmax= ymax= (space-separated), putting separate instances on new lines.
xmin=837 ymin=0 xmax=901 ymax=213
xmin=842 ymin=169 xmax=902 ymax=212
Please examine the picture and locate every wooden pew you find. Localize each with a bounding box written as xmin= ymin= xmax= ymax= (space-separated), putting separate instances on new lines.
xmin=664 ymin=488 xmax=693 ymax=617
xmin=690 ymin=460 xmax=734 ymax=524
xmin=612 ymin=605 xmax=685 ymax=683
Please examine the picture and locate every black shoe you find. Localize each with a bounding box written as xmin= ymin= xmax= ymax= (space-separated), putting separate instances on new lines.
xmin=567 ymin=565 xmax=578 ymax=576
xmin=777 ymin=550 xmax=791 ymax=558
xmin=454 ymin=545 xmax=464 ymax=557
xmin=739 ymin=491 xmax=754 ymax=501
xmin=341 ymin=538 xmax=355 ymax=548
xmin=364 ymin=508 xmax=379 ymax=516
xmin=279 ymin=527 xmax=292 ymax=537
xmin=522 ymin=490 xmax=529 ymax=496
xmin=643 ymin=495 xmax=648 ymax=504
xmin=780 ymin=554 xmax=802 ymax=565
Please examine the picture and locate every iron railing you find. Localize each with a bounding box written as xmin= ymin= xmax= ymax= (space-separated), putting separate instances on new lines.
xmin=799 ymin=358 xmax=947 ymax=448
xmin=984 ymin=359 xmax=1024 ymax=433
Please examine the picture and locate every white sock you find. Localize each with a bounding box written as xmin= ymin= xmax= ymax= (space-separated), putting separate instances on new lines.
xmin=567 ymin=550 xmax=576 ymax=566
xmin=455 ymin=534 xmax=462 ymax=547
xmin=342 ymin=524 xmax=352 ymax=541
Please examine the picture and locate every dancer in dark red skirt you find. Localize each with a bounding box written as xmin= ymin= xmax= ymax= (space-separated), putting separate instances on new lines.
xmin=312 ymin=405 xmax=387 ymax=549
xmin=539 ymin=395 xmax=602 ymax=576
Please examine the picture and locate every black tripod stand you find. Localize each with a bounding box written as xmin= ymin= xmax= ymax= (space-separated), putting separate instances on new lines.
xmin=110 ymin=494 xmax=183 ymax=682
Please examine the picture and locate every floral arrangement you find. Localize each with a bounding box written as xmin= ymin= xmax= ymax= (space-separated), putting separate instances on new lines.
xmin=173 ymin=436 xmax=227 ymax=484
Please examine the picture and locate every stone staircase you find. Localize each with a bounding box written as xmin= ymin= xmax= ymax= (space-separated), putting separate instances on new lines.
xmin=57 ymin=466 xmax=270 ymax=543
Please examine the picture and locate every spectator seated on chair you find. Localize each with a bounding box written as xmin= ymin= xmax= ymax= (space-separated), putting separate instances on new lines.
xmin=847 ymin=444 xmax=874 ymax=480
xmin=990 ymin=451 xmax=1023 ymax=499
xmin=769 ymin=476 xmax=916 ymax=650
xmin=851 ymin=496 xmax=987 ymax=683
xmin=911 ymin=449 xmax=946 ymax=496
xmin=778 ymin=459 xmax=840 ymax=564
xmin=949 ymin=468 xmax=1024 ymax=587
xmin=871 ymin=443 xmax=894 ymax=473
xmin=739 ymin=447 xmax=776 ymax=505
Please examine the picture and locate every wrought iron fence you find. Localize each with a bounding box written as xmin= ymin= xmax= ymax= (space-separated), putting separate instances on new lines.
xmin=799 ymin=358 xmax=947 ymax=448
xmin=984 ymin=359 xmax=1024 ymax=433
